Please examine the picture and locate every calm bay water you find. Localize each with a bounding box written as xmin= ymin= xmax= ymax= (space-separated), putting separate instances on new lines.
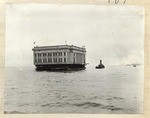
xmin=4 ymin=65 xmax=143 ymax=114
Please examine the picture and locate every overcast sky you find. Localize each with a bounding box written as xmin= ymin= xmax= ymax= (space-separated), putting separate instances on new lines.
xmin=5 ymin=4 xmax=144 ymax=67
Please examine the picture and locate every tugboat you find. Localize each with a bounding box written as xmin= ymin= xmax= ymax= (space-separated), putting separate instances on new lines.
xmin=132 ymin=64 xmax=136 ymax=67
xmin=95 ymin=60 xmax=105 ymax=69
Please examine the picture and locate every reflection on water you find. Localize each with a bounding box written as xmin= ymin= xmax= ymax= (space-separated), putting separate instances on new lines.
xmin=4 ymin=65 xmax=143 ymax=114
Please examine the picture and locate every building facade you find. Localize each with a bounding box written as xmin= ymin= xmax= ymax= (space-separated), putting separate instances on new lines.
xmin=32 ymin=45 xmax=86 ymax=70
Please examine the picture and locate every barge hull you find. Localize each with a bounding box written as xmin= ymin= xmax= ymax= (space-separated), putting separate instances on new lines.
xmin=35 ymin=64 xmax=86 ymax=71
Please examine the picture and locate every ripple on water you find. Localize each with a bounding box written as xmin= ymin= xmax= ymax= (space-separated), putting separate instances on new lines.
xmin=4 ymin=111 xmax=26 ymax=114
xmin=72 ymin=102 xmax=124 ymax=111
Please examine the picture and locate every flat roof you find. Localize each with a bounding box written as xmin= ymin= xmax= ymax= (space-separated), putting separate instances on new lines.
xmin=32 ymin=45 xmax=86 ymax=52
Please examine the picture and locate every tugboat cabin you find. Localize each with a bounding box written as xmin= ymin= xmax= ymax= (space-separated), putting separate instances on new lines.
xmin=32 ymin=45 xmax=86 ymax=70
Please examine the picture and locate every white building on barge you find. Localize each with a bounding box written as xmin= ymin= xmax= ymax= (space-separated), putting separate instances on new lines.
xmin=32 ymin=45 xmax=86 ymax=70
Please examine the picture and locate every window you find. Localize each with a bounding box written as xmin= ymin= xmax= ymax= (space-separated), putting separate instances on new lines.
xmin=59 ymin=58 xmax=62 ymax=62
xmin=43 ymin=58 xmax=47 ymax=63
xmin=38 ymin=53 xmax=41 ymax=57
xmin=54 ymin=58 xmax=57 ymax=62
xmin=48 ymin=53 xmax=52 ymax=56
xmin=48 ymin=58 xmax=52 ymax=63
xmin=59 ymin=52 xmax=62 ymax=56
xmin=64 ymin=52 xmax=66 ymax=56
xmin=64 ymin=58 xmax=66 ymax=62
xmin=73 ymin=53 xmax=75 ymax=63
xmin=43 ymin=53 xmax=47 ymax=57
xmin=34 ymin=53 xmax=37 ymax=58
xmin=34 ymin=59 xmax=37 ymax=63
xmin=38 ymin=59 xmax=42 ymax=63
xmin=53 ymin=52 xmax=57 ymax=56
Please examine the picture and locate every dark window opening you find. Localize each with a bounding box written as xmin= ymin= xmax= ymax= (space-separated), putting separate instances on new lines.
xmin=48 ymin=58 xmax=52 ymax=63
xmin=64 ymin=58 xmax=66 ymax=62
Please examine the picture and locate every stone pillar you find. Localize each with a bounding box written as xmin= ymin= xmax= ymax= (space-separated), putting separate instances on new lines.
xmin=52 ymin=52 xmax=53 ymax=63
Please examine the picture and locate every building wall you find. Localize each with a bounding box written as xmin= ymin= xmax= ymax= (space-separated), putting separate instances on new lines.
xmin=76 ymin=53 xmax=83 ymax=64
xmin=66 ymin=52 xmax=86 ymax=64
xmin=34 ymin=50 xmax=68 ymax=65
xmin=67 ymin=52 xmax=73 ymax=64
xmin=33 ymin=46 xmax=86 ymax=65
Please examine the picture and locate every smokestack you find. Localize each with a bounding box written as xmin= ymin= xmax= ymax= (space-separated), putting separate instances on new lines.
xmin=100 ymin=60 xmax=102 ymax=64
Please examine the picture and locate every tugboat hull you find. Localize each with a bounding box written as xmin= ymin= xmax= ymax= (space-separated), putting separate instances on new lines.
xmin=95 ymin=65 xmax=105 ymax=69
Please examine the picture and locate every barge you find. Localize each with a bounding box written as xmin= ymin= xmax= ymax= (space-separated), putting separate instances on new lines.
xmin=32 ymin=45 xmax=86 ymax=71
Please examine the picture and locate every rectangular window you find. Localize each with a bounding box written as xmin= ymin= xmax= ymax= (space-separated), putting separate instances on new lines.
xmin=64 ymin=52 xmax=66 ymax=56
xmin=43 ymin=53 xmax=47 ymax=57
xmin=38 ymin=59 xmax=42 ymax=63
xmin=48 ymin=58 xmax=52 ymax=63
xmin=59 ymin=58 xmax=62 ymax=62
xmin=64 ymin=58 xmax=66 ymax=62
xmin=34 ymin=59 xmax=37 ymax=63
xmin=53 ymin=52 xmax=57 ymax=56
xmin=34 ymin=53 xmax=37 ymax=58
xmin=84 ymin=54 xmax=85 ymax=63
xmin=59 ymin=52 xmax=62 ymax=56
xmin=43 ymin=58 xmax=47 ymax=63
xmin=38 ymin=53 xmax=41 ymax=57
xmin=54 ymin=58 xmax=57 ymax=62
xmin=48 ymin=53 xmax=52 ymax=56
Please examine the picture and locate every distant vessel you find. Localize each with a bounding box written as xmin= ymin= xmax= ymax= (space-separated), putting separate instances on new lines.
xmin=95 ymin=60 xmax=105 ymax=69
xmin=132 ymin=64 xmax=137 ymax=67
xmin=32 ymin=45 xmax=86 ymax=71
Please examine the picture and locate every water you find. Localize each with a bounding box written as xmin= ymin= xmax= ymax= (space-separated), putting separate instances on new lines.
xmin=4 ymin=65 xmax=143 ymax=114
